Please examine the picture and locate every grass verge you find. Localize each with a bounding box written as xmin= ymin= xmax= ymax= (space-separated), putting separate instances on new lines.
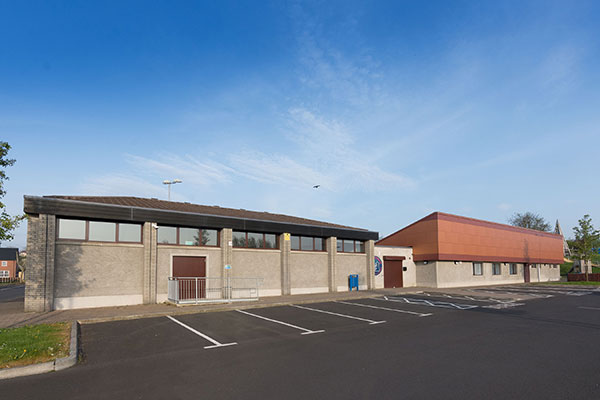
xmin=539 ymin=281 xmax=600 ymax=286
xmin=0 ymin=322 xmax=70 ymax=369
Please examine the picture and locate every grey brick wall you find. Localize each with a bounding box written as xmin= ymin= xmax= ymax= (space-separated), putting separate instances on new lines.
xmin=24 ymin=214 xmax=56 ymax=312
xmin=327 ymin=237 xmax=337 ymax=292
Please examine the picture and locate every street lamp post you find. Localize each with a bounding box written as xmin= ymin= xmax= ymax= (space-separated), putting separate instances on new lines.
xmin=163 ymin=179 xmax=182 ymax=201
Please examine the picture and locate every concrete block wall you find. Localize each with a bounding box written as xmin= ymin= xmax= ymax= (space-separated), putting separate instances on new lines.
xmin=25 ymin=219 xmax=377 ymax=310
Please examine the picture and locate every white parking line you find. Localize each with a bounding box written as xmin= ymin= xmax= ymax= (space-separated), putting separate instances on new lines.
xmin=336 ymin=301 xmax=432 ymax=317
xmin=419 ymin=292 xmax=516 ymax=304
xmin=236 ymin=309 xmax=325 ymax=335
xmin=579 ymin=306 xmax=600 ymax=311
xmin=166 ymin=315 xmax=238 ymax=349
xmin=291 ymin=304 xmax=386 ymax=325
xmin=378 ymin=296 xmax=479 ymax=310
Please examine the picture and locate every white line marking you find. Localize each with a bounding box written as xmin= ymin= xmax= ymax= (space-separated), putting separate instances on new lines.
xmin=166 ymin=315 xmax=237 ymax=349
xmin=379 ymin=296 xmax=478 ymax=310
xmin=236 ymin=309 xmax=325 ymax=335
xmin=336 ymin=301 xmax=432 ymax=317
xmin=579 ymin=306 xmax=600 ymax=311
xmin=291 ymin=304 xmax=386 ymax=325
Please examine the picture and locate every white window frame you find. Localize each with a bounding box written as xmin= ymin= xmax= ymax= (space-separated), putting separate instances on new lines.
xmin=473 ymin=262 xmax=483 ymax=276
xmin=492 ymin=263 xmax=501 ymax=275
xmin=0 ymin=270 xmax=9 ymax=277
xmin=1 ymin=261 xmax=7 ymax=267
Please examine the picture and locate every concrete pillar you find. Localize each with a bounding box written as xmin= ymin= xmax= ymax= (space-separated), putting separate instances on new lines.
xmin=25 ymin=214 xmax=56 ymax=312
xmin=220 ymin=228 xmax=233 ymax=293
xmin=365 ymin=240 xmax=375 ymax=290
xmin=142 ymin=222 xmax=158 ymax=304
xmin=327 ymin=237 xmax=337 ymax=292
xmin=280 ymin=233 xmax=291 ymax=295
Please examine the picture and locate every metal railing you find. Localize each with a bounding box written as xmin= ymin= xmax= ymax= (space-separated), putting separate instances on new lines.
xmin=0 ymin=277 xmax=22 ymax=284
xmin=168 ymin=277 xmax=261 ymax=304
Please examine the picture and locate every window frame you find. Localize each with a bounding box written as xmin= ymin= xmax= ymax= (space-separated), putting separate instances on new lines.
xmin=473 ymin=262 xmax=483 ymax=276
xmin=232 ymin=231 xmax=279 ymax=250
xmin=157 ymin=226 xmax=220 ymax=247
xmin=492 ymin=262 xmax=501 ymax=275
xmin=1 ymin=261 xmax=7 ymax=267
xmin=509 ymin=263 xmax=517 ymax=275
xmin=336 ymin=239 xmax=366 ymax=254
xmin=0 ymin=270 xmax=9 ymax=277
xmin=57 ymin=218 xmax=143 ymax=244
xmin=290 ymin=235 xmax=326 ymax=252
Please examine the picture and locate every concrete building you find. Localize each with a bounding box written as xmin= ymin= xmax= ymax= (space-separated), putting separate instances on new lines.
xmin=23 ymin=196 xmax=378 ymax=311
xmin=376 ymin=212 xmax=563 ymax=288
xmin=0 ymin=247 xmax=19 ymax=280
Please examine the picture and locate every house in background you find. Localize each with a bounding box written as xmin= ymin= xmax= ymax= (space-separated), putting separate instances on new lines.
xmin=0 ymin=247 xmax=19 ymax=280
xmin=376 ymin=212 xmax=563 ymax=288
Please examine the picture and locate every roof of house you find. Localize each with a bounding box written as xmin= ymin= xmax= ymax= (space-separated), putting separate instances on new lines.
xmin=0 ymin=247 xmax=18 ymax=261
xmin=46 ymin=196 xmax=362 ymax=230
xmin=23 ymin=195 xmax=379 ymax=240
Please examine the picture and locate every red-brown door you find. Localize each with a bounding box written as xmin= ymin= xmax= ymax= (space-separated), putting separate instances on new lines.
xmin=173 ymin=256 xmax=206 ymax=299
xmin=384 ymin=259 xmax=404 ymax=288
xmin=524 ymin=263 xmax=530 ymax=283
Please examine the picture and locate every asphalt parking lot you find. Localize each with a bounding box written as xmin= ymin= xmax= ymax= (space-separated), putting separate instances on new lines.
xmin=1 ymin=284 xmax=600 ymax=399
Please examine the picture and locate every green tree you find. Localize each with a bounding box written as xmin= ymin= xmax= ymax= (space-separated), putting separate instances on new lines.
xmin=508 ymin=212 xmax=551 ymax=232
xmin=570 ymin=215 xmax=600 ymax=280
xmin=0 ymin=142 xmax=24 ymax=243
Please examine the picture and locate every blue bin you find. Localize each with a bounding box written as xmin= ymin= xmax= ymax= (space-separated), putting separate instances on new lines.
xmin=348 ymin=274 xmax=359 ymax=291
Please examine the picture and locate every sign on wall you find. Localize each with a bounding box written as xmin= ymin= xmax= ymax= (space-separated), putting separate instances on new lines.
xmin=374 ymin=256 xmax=383 ymax=276
xmin=284 ymin=233 xmax=291 ymax=241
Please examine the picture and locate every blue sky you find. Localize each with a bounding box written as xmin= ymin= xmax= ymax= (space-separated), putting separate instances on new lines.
xmin=2 ymin=0 xmax=600 ymax=250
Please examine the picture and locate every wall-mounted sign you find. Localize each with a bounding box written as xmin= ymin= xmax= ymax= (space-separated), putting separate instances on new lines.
xmin=284 ymin=233 xmax=291 ymax=241
xmin=374 ymin=256 xmax=382 ymax=276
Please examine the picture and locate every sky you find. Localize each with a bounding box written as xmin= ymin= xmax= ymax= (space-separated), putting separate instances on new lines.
xmin=1 ymin=0 xmax=600 ymax=250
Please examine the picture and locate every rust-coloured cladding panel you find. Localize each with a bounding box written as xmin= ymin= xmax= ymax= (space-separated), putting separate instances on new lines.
xmin=435 ymin=213 xmax=563 ymax=263
xmin=376 ymin=215 xmax=439 ymax=259
xmin=377 ymin=212 xmax=564 ymax=264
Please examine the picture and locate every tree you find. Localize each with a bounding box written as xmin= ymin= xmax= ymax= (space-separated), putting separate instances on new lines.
xmin=0 ymin=142 xmax=24 ymax=243
xmin=508 ymin=212 xmax=551 ymax=232
xmin=570 ymin=214 xmax=600 ymax=280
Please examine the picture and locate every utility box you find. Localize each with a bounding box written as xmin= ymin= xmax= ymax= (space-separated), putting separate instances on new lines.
xmin=348 ymin=274 xmax=359 ymax=291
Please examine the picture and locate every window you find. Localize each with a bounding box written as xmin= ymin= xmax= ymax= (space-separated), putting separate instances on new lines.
xmin=233 ymin=231 xmax=279 ymax=249
xmin=158 ymin=226 xmax=177 ymax=244
xmin=264 ymin=234 xmax=277 ymax=249
xmin=57 ymin=218 xmax=143 ymax=243
xmin=492 ymin=263 xmax=501 ymax=275
xmin=314 ymin=238 xmax=324 ymax=251
xmin=202 ymin=229 xmax=218 ymax=246
xmin=337 ymin=239 xmax=366 ymax=253
xmin=473 ymin=262 xmax=483 ymax=276
xmin=157 ymin=226 xmax=220 ymax=247
xmin=510 ymin=263 xmax=517 ymax=275
xmin=58 ymin=219 xmax=86 ymax=240
xmin=291 ymin=236 xmax=326 ymax=252
xmin=0 ymin=270 xmax=8 ymax=277
xmin=89 ymin=221 xmax=116 ymax=242
xmin=1 ymin=261 xmax=7 ymax=267
xmin=179 ymin=227 xmax=200 ymax=246
xmin=119 ymin=223 xmax=142 ymax=242
xmin=232 ymin=231 xmax=247 ymax=247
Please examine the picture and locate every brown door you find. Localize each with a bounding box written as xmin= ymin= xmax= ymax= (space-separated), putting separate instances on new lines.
xmin=524 ymin=263 xmax=530 ymax=283
xmin=384 ymin=259 xmax=404 ymax=288
xmin=173 ymin=256 xmax=206 ymax=299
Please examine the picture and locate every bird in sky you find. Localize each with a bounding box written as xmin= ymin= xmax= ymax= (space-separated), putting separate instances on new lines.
xmin=313 ymin=185 xmax=320 ymax=189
